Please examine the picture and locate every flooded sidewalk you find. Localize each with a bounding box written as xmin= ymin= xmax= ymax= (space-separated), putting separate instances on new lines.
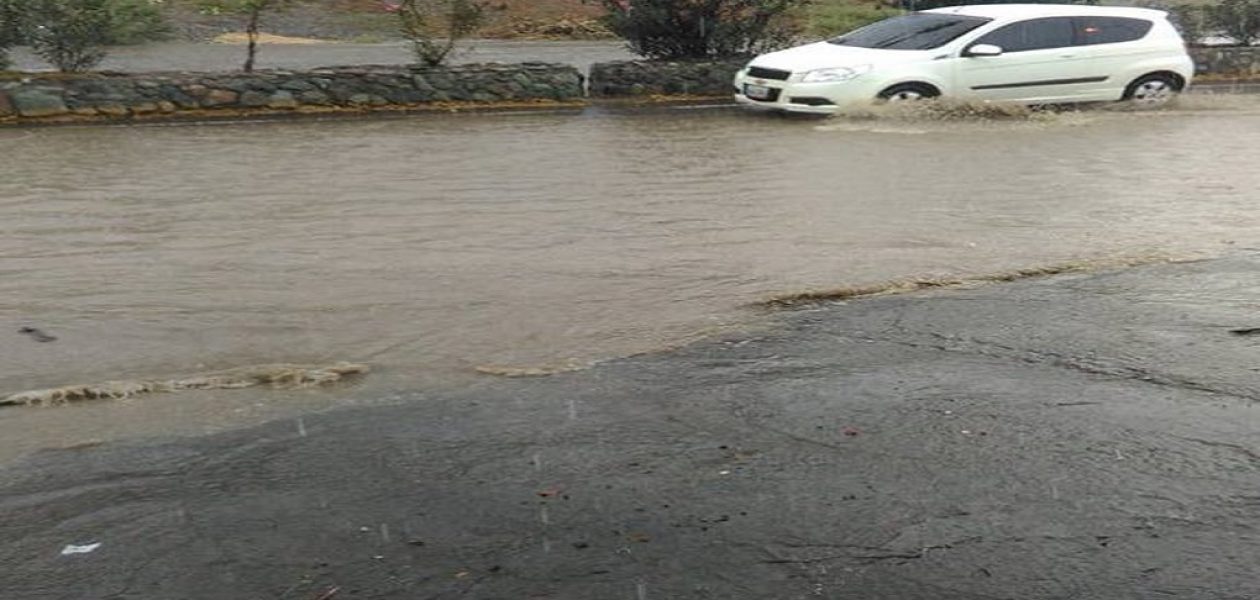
xmin=2 ymin=253 xmax=1258 ymax=599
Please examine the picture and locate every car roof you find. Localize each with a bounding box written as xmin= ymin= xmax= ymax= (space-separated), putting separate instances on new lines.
xmin=922 ymin=3 xmax=1168 ymax=20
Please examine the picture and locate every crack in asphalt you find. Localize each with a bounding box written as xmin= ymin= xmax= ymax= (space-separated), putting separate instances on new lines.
xmin=761 ymin=536 xmax=986 ymax=566
xmin=1173 ymin=436 xmax=1260 ymax=464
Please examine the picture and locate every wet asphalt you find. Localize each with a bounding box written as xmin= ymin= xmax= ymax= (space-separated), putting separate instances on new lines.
xmin=2 ymin=254 xmax=1259 ymax=599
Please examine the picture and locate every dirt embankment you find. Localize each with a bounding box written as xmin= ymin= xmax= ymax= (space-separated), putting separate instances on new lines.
xmin=161 ymin=0 xmax=609 ymax=42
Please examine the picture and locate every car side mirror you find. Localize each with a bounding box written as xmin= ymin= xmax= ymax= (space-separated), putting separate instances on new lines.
xmin=966 ymin=44 xmax=1004 ymax=57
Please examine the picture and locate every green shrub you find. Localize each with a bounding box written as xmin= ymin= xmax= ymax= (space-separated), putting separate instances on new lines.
xmin=806 ymin=1 xmax=900 ymax=37
xmin=103 ymin=0 xmax=170 ymax=45
xmin=28 ymin=0 xmax=112 ymax=72
xmin=1206 ymin=0 xmax=1260 ymax=45
xmin=395 ymin=0 xmax=491 ymax=66
xmin=1133 ymin=1 xmax=1209 ymax=44
xmin=0 ymin=0 xmax=26 ymax=69
xmin=592 ymin=0 xmax=809 ymax=60
xmin=1170 ymin=3 xmax=1211 ymax=45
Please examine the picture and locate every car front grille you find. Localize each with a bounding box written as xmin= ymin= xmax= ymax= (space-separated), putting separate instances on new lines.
xmin=747 ymin=66 xmax=791 ymax=81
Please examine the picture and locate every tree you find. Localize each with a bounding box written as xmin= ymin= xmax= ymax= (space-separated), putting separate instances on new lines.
xmin=27 ymin=0 xmax=112 ymax=72
xmin=0 ymin=0 xmax=26 ymax=70
xmin=591 ymin=0 xmax=808 ymax=60
xmin=1206 ymin=0 xmax=1260 ymax=46
xmin=198 ymin=0 xmax=299 ymax=72
xmin=392 ymin=0 xmax=490 ymax=67
xmin=1165 ymin=3 xmax=1211 ymax=46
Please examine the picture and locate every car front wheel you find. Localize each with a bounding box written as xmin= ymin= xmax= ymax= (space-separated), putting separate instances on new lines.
xmin=878 ymin=83 xmax=940 ymax=102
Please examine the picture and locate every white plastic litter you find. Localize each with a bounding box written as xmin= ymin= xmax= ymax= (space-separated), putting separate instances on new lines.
xmin=60 ymin=543 xmax=102 ymax=556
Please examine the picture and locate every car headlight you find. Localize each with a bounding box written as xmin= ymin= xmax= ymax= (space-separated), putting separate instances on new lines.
xmin=801 ymin=65 xmax=872 ymax=83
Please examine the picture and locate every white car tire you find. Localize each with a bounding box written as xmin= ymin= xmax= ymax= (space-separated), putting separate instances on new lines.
xmin=1123 ymin=73 xmax=1182 ymax=108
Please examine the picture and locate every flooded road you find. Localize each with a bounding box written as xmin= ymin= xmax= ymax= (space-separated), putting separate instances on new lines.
xmin=3 ymin=97 xmax=1260 ymax=459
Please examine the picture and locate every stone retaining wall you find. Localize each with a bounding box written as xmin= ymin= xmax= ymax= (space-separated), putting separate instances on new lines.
xmin=588 ymin=59 xmax=745 ymax=97
xmin=1190 ymin=46 xmax=1260 ymax=78
xmin=0 ymin=63 xmax=584 ymax=122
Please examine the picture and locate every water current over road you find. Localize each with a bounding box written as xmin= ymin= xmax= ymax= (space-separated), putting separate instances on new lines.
xmin=3 ymin=97 xmax=1259 ymax=459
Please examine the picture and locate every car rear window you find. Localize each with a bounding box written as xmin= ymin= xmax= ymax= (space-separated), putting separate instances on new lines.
xmin=828 ymin=13 xmax=992 ymax=50
xmin=1074 ymin=16 xmax=1153 ymax=45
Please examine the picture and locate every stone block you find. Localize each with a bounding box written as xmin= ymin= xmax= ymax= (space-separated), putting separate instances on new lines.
xmin=218 ymin=79 xmax=252 ymax=93
xmin=298 ymin=90 xmax=332 ymax=105
xmin=10 ymin=89 xmax=68 ymax=117
xmin=239 ymin=90 xmax=270 ymax=107
xmin=411 ymin=75 xmax=436 ymax=93
xmin=267 ymin=91 xmax=299 ymax=109
xmin=279 ymin=79 xmax=317 ymax=92
xmin=169 ymin=93 xmax=199 ymax=109
xmin=201 ymin=89 xmax=239 ymax=107
xmin=96 ymin=104 xmax=130 ymax=117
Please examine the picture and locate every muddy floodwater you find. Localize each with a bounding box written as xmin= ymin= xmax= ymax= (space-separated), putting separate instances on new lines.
xmin=3 ymin=97 xmax=1260 ymax=459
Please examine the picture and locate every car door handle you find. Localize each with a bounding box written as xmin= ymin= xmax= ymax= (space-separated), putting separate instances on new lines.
xmin=1059 ymin=54 xmax=1077 ymax=58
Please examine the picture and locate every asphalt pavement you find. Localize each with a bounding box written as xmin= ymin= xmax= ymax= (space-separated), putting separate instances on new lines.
xmin=2 ymin=254 xmax=1259 ymax=599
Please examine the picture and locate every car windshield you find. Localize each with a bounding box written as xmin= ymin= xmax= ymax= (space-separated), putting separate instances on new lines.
xmin=829 ymin=13 xmax=992 ymax=50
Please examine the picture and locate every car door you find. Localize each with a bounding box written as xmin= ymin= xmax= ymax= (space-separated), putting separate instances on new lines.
xmin=953 ymin=17 xmax=1098 ymax=103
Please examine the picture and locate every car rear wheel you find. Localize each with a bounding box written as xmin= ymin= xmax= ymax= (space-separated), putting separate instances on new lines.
xmin=1124 ymin=74 xmax=1181 ymax=108
xmin=878 ymin=83 xmax=939 ymax=102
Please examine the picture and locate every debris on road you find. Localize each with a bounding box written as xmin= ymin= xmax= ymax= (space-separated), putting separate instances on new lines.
xmin=18 ymin=327 xmax=57 ymax=342
xmin=59 ymin=542 xmax=101 ymax=556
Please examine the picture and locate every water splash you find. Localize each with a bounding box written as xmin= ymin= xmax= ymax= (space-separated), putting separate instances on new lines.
xmin=474 ymin=359 xmax=594 ymax=378
xmin=2 ymin=362 xmax=370 ymax=407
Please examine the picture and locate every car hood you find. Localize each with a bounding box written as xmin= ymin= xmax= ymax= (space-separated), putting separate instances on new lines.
xmin=749 ymin=41 xmax=933 ymax=73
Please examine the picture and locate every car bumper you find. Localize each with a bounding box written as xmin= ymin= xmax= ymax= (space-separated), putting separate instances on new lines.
xmin=732 ymin=73 xmax=884 ymax=114
xmin=733 ymin=93 xmax=839 ymax=114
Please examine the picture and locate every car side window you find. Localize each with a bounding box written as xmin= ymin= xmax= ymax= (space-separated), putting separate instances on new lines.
xmin=1074 ymin=16 xmax=1153 ymax=45
xmin=973 ymin=17 xmax=1076 ymax=52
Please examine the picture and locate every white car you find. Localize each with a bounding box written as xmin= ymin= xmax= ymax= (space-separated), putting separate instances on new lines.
xmin=734 ymin=4 xmax=1194 ymax=114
